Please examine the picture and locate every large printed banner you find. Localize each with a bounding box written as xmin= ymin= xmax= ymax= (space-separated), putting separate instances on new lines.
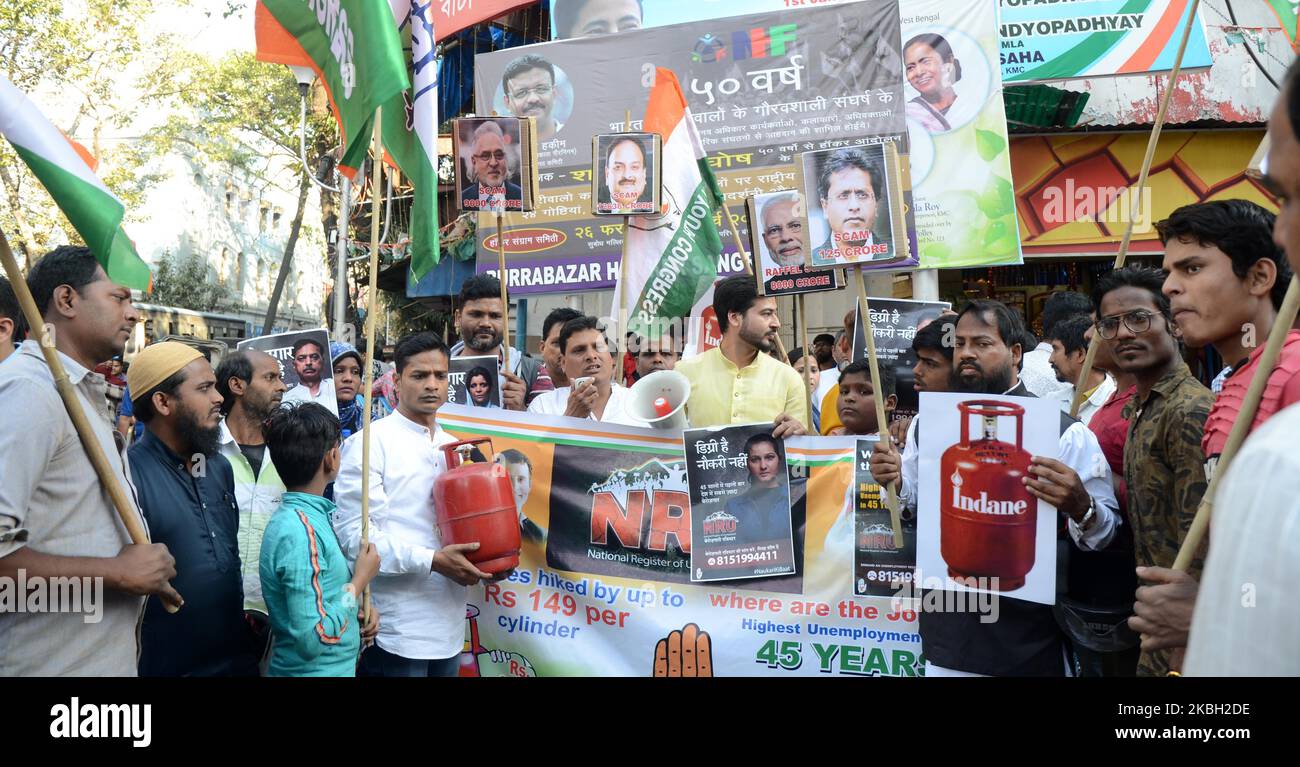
xmin=438 ymin=405 xmax=924 ymax=677
xmin=998 ymin=0 xmax=1213 ymax=83
xmin=543 ymin=0 xmax=1021 ymax=278
xmin=474 ymin=1 xmax=916 ymax=294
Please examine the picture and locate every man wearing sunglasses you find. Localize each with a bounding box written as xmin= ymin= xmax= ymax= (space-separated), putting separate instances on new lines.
xmin=1091 ymin=266 xmax=1213 ymax=677
xmin=283 ymin=338 xmax=336 ymax=412
xmin=460 ymin=121 xmax=523 ymax=213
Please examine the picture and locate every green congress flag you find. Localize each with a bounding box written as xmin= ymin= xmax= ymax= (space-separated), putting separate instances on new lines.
xmin=261 ymin=0 xmax=409 ymax=177
xmin=0 ymin=74 xmax=151 ymax=290
xmin=617 ymin=68 xmax=726 ymax=355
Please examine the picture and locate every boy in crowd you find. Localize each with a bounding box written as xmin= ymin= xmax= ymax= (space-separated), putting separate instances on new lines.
xmin=260 ymin=403 xmax=380 ymax=676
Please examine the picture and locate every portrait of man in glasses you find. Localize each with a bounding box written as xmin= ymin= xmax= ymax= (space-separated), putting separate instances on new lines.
xmin=502 ymin=54 xmax=564 ymax=142
xmin=279 ymin=334 xmax=338 ymax=416
xmin=459 ymin=119 xmax=523 ymax=213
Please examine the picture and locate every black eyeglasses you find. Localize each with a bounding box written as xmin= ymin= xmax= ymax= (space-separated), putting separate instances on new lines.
xmin=1095 ymin=310 xmax=1155 ymax=340
xmin=473 ymin=150 xmax=506 ymax=163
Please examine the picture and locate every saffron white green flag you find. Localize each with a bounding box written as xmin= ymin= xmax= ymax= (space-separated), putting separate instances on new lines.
xmin=387 ymin=0 xmax=440 ymax=285
xmin=0 ymin=74 xmax=151 ymax=290
xmin=617 ymin=68 xmax=725 ymax=353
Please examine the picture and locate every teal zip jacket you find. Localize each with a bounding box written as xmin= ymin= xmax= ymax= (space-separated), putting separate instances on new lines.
xmin=260 ymin=492 xmax=360 ymax=677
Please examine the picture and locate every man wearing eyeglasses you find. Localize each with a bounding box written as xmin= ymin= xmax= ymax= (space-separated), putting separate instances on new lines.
xmin=503 ymin=54 xmax=563 ymax=142
xmin=460 ymin=121 xmax=522 ymax=212
xmin=283 ymin=338 xmax=336 ymax=414
xmin=1091 ymin=266 xmax=1212 ymax=677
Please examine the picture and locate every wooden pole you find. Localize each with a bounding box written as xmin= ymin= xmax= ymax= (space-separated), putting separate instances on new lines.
xmin=617 ymin=109 xmax=632 ymax=386
xmin=798 ymin=293 xmax=814 ymax=428
xmin=1173 ymin=275 xmax=1300 ymax=571
xmin=360 ymin=108 xmax=385 ymax=622
xmin=1070 ymin=0 xmax=1201 ymax=418
xmin=497 ymin=211 xmax=511 ymax=373
xmin=722 ymin=198 xmax=788 ymax=363
xmin=0 ymin=227 xmax=181 ymax=611
xmin=855 ymin=266 xmax=903 ymax=547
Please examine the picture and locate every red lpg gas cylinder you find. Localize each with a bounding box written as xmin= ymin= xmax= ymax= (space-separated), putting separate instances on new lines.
xmin=939 ymin=401 xmax=1036 ymax=591
xmin=432 ymin=438 xmax=520 ymax=574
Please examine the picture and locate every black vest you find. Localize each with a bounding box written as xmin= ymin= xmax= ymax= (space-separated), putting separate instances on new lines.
xmin=917 ymin=381 xmax=1081 ymax=676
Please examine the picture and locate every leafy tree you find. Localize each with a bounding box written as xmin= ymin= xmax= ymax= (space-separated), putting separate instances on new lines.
xmin=148 ymin=250 xmax=238 ymax=313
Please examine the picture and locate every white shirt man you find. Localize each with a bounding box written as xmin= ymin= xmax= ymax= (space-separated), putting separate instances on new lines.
xmin=1020 ymin=342 xmax=1068 ymax=398
xmin=528 ymin=382 xmax=638 ymax=425
xmin=1052 ymin=374 xmax=1117 ymax=427
xmin=283 ymin=377 xmax=336 ymax=412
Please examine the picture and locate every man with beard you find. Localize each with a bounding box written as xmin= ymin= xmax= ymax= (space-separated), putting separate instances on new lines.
xmin=633 ymin=319 xmax=679 ymax=381
xmin=503 ymin=55 xmax=563 ymax=142
xmin=1046 ymin=314 xmax=1115 ymax=426
xmin=760 ymin=192 xmax=806 ymax=270
xmin=282 ymin=338 xmax=334 ymax=413
xmin=460 ymin=121 xmax=522 ymax=212
xmin=812 ymin=148 xmax=892 ymax=266
xmin=870 ymin=300 xmax=1120 ymax=676
xmin=676 ymin=276 xmax=808 ymax=436
xmin=0 ymin=246 xmax=178 ymax=676
xmin=128 ymin=342 xmax=259 ymax=676
xmin=214 ymin=350 xmax=287 ymax=633
xmin=450 ymin=274 xmax=544 ymax=409
xmin=600 ymin=136 xmax=651 ymax=214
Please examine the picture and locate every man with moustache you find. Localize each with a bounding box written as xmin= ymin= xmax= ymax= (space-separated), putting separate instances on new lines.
xmin=528 ymin=315 xmax=637 ymax=425
xmin=334 ymin=332 xmax=501 ymax=677
xmin=502 ymin=54 xmax=563 ymax=142
xmin=460 ymin=121 xmax=522 ymax=212
xmin=812 ymin=148 xmax=892 ymax=265
xmin=633 ymin=319 xmax=679 ymax=380
xmin=450 ymin=274 xmax=543 ymax=409
xmin=214 ymin=350 xmax=288 ymax=625
xmin=282 ymin=338 xmax=335 ymax=412
xmin=675 ymin=276 xmax=809 ymax=436
xmin=0 ymin=246 xmax=179 ymax=676
xmin=129 ymin=341 xmax=259 ymax=676
xmin=539 ymin=307 xmax=583 ymax=392
xmin=760 ymin=192 xmax=806 ymax=270
xmin=600 ymin=136 xmax=652 ymax=214
xmin=1088 ymin=267 xmax=1213 ymax=676
xmin=870 ymin=300 xmax=1120 ymax=676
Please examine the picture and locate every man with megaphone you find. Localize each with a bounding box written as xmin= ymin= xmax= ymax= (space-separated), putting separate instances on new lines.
xmin=528 ymin=315 xmax=639 ymax=426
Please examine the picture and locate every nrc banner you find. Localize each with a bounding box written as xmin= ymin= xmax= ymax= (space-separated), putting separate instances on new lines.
xmin=438 ymin=405 xmax=923 ymax=677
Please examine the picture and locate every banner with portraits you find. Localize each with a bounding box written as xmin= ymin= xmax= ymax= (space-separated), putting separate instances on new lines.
xmin=473 ymin=1 xmax=913 ymax=294
xmin=438 ymin=405 xmax=923 ymax=677
xmin=452 ymin=116 xmax=538 ymax=214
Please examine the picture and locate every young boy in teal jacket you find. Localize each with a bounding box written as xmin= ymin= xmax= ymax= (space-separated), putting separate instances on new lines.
xmin=261 ymin=403 xmax=381 ymax=676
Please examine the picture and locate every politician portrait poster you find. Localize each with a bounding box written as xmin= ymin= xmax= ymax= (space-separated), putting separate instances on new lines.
xmin=591 ymin=132 xmax=660 ymax=215
xmin=747 ymin=190 xmax=842 ymax=297
xmin=799 ymin=140 xmax=913 ymax=271
xmin=454 ymin=116 xmax=529 ymax=213
xmin=237 ymin=328 xmax=338 ymax=417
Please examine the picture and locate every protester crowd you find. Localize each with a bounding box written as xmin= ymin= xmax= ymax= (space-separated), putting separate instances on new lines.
xmin=2 ymin=69 xmax=1300 ymax=679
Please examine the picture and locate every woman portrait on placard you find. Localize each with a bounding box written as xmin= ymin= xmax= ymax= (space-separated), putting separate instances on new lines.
xmin=904 ymin=33 xmax=962 ymax=134
xmin=466 ymin=366 xmax=497 ymax=408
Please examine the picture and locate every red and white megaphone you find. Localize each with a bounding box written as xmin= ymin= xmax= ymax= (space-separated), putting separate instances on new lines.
xmin=626 ymin=370 xmax=690 ymax=431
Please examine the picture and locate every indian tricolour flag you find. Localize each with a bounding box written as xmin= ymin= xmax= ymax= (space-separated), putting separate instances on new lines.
xmin=617 ymin=68 xmax=725 ymax=356
xmin=0 ymin=74 xmax=151 ymax=290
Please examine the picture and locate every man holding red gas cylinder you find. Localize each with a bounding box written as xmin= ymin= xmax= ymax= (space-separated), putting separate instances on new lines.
xmin=333 ymin=332 xmax=510 ymax=678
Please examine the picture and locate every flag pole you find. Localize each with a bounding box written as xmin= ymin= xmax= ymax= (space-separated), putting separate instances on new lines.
xmin=497 ymin=211 xmax=511 ymax=373
xmin=799 ymin=293 xmax=814 ymax=428
xmin=617 ymin=109 xmax=632 ymax=386
xmin=360 ymin=108 xmax=385 ymax=623
xmin=856 ymin=265 xmax=903 ymax=548
xmin=1070 ymin=0 xmax=1201 ymax=418
xmin=0 ymin=227 xmax=182 ymax=611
